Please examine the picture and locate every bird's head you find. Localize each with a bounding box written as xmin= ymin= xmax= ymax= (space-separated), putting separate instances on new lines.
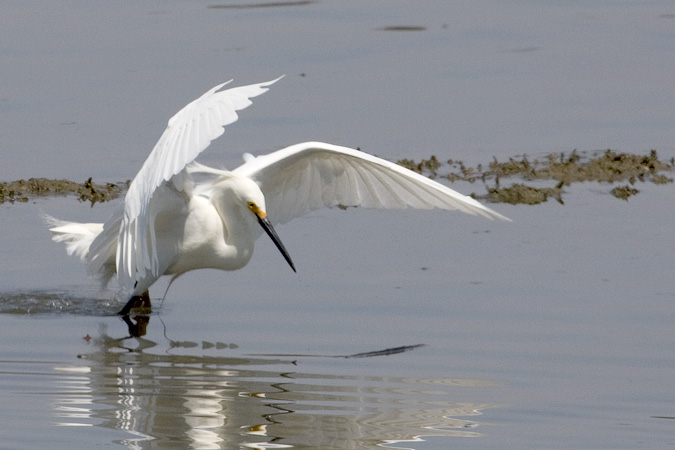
xmin=245 ymin=197 xmax=296 ymax=273
xmin=220 ymin=175 xmax=296 ymax=273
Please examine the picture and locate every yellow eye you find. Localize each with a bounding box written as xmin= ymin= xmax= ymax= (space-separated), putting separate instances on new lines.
xmin=247 ymin=201 xmax=256 ymax=210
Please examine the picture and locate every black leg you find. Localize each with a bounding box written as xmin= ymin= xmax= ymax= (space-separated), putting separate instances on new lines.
xmin=118 ymin=290 xmax=152 ymax=315
xmin=122 ymin=314 xmax=150 ymax=337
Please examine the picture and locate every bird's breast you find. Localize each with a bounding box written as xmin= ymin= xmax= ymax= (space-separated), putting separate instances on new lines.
xmin=164 ymin=197 xmax=256 ymax=275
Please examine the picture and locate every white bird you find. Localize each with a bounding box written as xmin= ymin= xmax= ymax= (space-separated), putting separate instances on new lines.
xmin=48 ymin=77 xmax=509 ymax=315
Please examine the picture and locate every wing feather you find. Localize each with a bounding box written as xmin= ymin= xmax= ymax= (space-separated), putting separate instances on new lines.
xmin=233 ymin=142 xmax=509 ymax=225
xmin=115 ymin=77 xmax=282 ymax=292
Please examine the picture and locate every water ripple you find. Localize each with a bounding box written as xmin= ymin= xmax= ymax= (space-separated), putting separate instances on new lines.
xmin=9 ymin=328 xmax=498 ymax=449
xmin=0 ymin=291 xmax=120 ymax=316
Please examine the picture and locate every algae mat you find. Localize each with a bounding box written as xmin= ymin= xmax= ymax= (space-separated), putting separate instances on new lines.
xmin=3 ymin=149 xmax=672 ymax=206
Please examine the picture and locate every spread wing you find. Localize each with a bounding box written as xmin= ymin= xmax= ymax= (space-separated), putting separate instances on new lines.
xmin=116 ymin=77 xmax=282 ymax=292
xmin=233 ymin=141 xmax=510 ymax=225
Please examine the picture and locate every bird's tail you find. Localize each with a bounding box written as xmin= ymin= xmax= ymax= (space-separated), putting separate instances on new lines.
xmin=45 ymin=215 xmax=104 ymax=261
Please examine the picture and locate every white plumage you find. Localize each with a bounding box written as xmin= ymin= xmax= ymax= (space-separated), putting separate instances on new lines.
xmin=48 ymin=77 xmax=509 ymax=313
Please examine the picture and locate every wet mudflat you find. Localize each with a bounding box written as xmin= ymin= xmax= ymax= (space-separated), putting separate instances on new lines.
xmin=4 ymin=149 xmax=672 ymax=206
xmin=2 ymin=1 xmax=675 ymax=449
xmin=0 ymin=177 xmax=127 ymax=205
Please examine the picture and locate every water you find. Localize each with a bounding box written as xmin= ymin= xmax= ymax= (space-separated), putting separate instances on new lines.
xmin=2 ymin=1 xmax=675 ymax=449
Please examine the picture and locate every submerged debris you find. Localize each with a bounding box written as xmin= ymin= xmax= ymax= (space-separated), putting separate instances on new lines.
xmin=397 ymin=149 xmax=674 ymax=205
xmin=0 ymin=177 xmax=128 ymax=205
xmin=610 ymin=185 xmax=640 ymax=201
xmin=486 ymin=183 xmax=564 ymax=205
xmin=397 ymin=155 xmax=441 ymax=178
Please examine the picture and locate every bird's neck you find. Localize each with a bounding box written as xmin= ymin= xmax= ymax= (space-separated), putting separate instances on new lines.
xmin=212 ymin=196 xmax=256 ymax=270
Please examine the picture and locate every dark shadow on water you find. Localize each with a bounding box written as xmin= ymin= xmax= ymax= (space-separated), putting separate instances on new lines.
xmin=0 ymin=291 xmax=426 ymax=357
xmin=207 ymin=1 xmax=315 ymax=9
xmin=251 ymin=343 xmax=428 ymax=359
xmin=0 ymin=290 xmax=122 ymax=316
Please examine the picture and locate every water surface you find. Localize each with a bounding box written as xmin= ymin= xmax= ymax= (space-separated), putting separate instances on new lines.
xmin=1 ymin=1 xmax=675 ymax=449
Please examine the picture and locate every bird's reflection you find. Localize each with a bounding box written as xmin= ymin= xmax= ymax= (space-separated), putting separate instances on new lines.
xmin=121 ymin=314 xmax=150 ymax=338
xmin=51 ymin=316 xmax=497 ymax=449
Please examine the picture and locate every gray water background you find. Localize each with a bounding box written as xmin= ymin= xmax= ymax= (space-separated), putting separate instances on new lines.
xmin=1 ymin=1 xmax=674 ymax=449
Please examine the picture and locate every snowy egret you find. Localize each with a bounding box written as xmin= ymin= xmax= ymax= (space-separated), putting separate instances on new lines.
xmin=48 ymin=77 xmax=509 ymax=315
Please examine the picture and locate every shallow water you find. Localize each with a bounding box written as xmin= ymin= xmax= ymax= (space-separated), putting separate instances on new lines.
xmin=2 ymin=1 xmax=675 ymax=449
xmin=1 ymin=308 xmax=492 ymax=449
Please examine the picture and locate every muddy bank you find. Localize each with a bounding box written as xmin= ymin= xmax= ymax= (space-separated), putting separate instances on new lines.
xmin=398 ymin=149 xmax=674 ymax=204
xmin=2 ymin=150 xmax=672 ymax=206
xmin=0 ymin=178 xmax=128 ymax=205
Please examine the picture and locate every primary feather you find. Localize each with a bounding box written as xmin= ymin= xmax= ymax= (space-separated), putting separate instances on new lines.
xmin=233 ymin=142 xmax=509 ymax=225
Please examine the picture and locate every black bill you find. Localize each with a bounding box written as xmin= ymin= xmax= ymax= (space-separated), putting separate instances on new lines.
xmin=257 ymin=216 xmax=296 ymax=272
